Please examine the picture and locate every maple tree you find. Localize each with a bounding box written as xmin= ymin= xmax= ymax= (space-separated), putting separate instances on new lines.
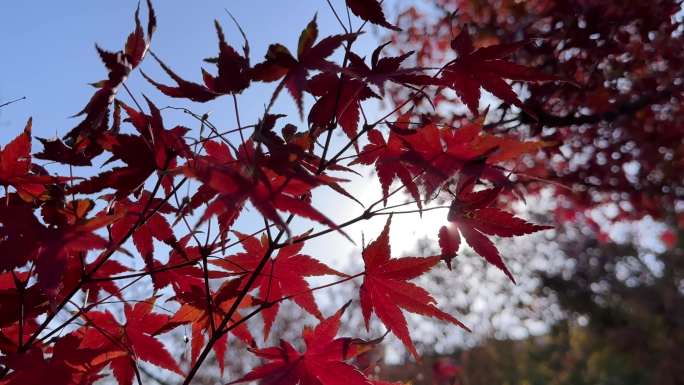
xmin=5 ymin=0 xmax=671 ymax=384
xmin=388 ymin=0 xmax=683 ymax=231
xmin=373 ymin=1 xmax=683 ymax=384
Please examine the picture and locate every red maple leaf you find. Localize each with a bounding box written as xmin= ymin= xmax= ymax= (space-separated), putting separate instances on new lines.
xmin=360 ymin=217 xmax=468 ymax=359
xmin=80 ymin=259 xmax=130 ymax=303
xmin=185 ymin=140 xmax=347 ymax=239
xmin=351 ymin=128 xmax=421 ymax=209
xmin=231 ymin=303 xmax=374 ymax=385
xmin=35 ymin=210 xmax=118 ymax=295
xmin=37 ymin=197 xmax=132 ymax=301
xmin=143 ymin=19 xmax=251 ymax=102
xmin=0 ymin=272 xmax=48 ymax=331
xmin=251 ymin=16 xmax=356 ymax=116
xmin=79 ymin=299 xmax=183 ymax=385
xmin=0 ymin=334 xmax=104 ymax=385
xmin=66 ymin=1 xmax=154 ymax=143
xmin=348 ymin=42 xmax=426 ymax=94
xmin=146 ymin=235 xmax=211 ymax=292
xmin=0 ymin=198 xmax=47 ymax=272
xmin=439 ymin=29 xmax=563 ymax=117
xmin=346 ymin=0 xmax=401 ymax=31
xmin=0 ymin=119 xmax=60 ymax=202
xmin=109 ymin=191 xmax=177 ymax=272
xmin=361 ymin=118 xmax=547 ymax=200
xmin=70 ymin=99 xmax=190 ymax=197
xmin=163 ymin=279 xmax=255 ymax=375
xmin=0 ymin=195 xmax=117 ymax=295
xmin=253 ymin=114 xmax=361 ymax=205
xmin=212 ymin=232 xmax=344 ymax=338
xmin=307 ymin=72 xmax=379 ymax=146
xmin=440 ymin=186 xmax=552 ymax=281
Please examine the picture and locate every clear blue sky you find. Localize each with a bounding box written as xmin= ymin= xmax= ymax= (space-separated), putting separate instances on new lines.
xmin=0 ymin=0 xmax=383 ymax=139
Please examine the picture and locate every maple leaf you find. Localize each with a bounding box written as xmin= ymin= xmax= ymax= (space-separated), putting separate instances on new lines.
xmin=0 ymin=118 xmax=61 ymax=202
xmin=202 ymin=19 xmax=251 ymax=94
xmin=60 ymin=0 xmax=155 ymax=148
xmin=253 ymin=114 xmax=362 ymax=205
xmin=119 ymin=98 xmax=192 ymax=170
xmin=143 ymin=51 xmax=218 ymax=102
xmin=163 ymin=279 xmax=255 ymax=375
xmin=34 ymin=100 xmax=124 ymax=167
xmin=0 ymin=334 xmax=104 ymax=385
xmin=351 ymin=128 xmax=421 ymax=209
xmin=380 ymin=118 xmax=547 ymax=198
xmin=108 ymin=191 xmax=177 ymax=272
xmin=0 ymin=196 xmax=117 ymax=295
xmin=307 ymin=72 xmax=379 ymax=145
xmin=35 ymin=210 xmax=118 ymax=295
xmin=67 ymin=133 xmax=154 ymax=198
xmin=185 ymin=140 xmax=349 ymax=239
xmin=144 ymin=235 xmax=210 ymax=292
xmin=347 ymin=43 xmax=426 ymax=95
xmin=81 ymin=259 xmax=130 ymax=302
xmin=144 ymin=20 xmax=251 ymax=102
xmin=360 ymin=217 xmax=468 ymax=359
xmin=70 ymin=99 xmax=190 ymax=197
xmin=231 ymin=303 xmax=374 ymax=385
xmin=212 ymin=232 xmax=344 ymax=338
xmin=80 ymin=299 xmax=183 ymax=385
xmin=0 ymin=199 xmax=46 ymax=272
xmin=251 ymin=16 xmax=357 ymax=116
xmin=346 ymin=0 xmax=401 ymax=31
xmin=441 ymin=186 xmax=553 ymax=281
xmin=33 ymin=197 xmax=131 ymax=302
xmin=0 ymin=273 xmax=48 ymax=329
xmin=440 ymin=29 xmax=562 ymax=117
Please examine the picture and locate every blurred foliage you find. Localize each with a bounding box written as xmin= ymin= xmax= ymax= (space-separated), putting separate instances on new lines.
xmin=376 ymin=221 xmax=683 ymax=385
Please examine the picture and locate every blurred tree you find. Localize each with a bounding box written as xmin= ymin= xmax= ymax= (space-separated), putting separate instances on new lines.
xmin=389 ymin=0 xmax=683 ymax=223
xmin=383 ymin=1 xmax=684 ymax=384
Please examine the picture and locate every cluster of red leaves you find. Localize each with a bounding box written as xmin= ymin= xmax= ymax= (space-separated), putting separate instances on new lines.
xmin=0 ymin=1 xmax=561 ymax=384
xmin=390 ymin=0 xmax=684 ymax=232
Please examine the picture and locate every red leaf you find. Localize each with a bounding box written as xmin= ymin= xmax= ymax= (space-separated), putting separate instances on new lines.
xmin=185 ymin=140 xmax=350 ymax=240
xmin=459 ymin=225 xmax=515 ymax=282
xmin=360 ymin=218 xmax=468 ymax=359
xmin=308 ymin=74 xmax=379 ymax=147
xmin=143 ymin=52 xmax=219 ymax=102
xmin=251 ymin=16 xmax=357 ymax=117
xmin=346 ymin=0 xmax=401 ymax=31
xmin=0 ymin=119 xmax=62 ymax=202
xmin=440 ymin=29 xmax=564 ymax=116
xmin=438 ymin=225 xmax=460 ymax=268
xmin=464 ymin=207 xmax=553 ymax=237
xmin=109 ymin=191 xmax=176 ymax=271
xmin=212 ymin=232 xmax=343 ymax=338
xmin=445 ymin=187 xmax=552 ymax=282
xmin=231 ymin=303 xmax=374 ymax=385
xmin=80 ymin=299 xmax=183 ymax=383
xmin=58 ymin=0 xmax=155 ymax=148
xmin=348 ymin=45 xmax=422 ymax=94
xmin=351 ymin=129 xmax=422 ymax=209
